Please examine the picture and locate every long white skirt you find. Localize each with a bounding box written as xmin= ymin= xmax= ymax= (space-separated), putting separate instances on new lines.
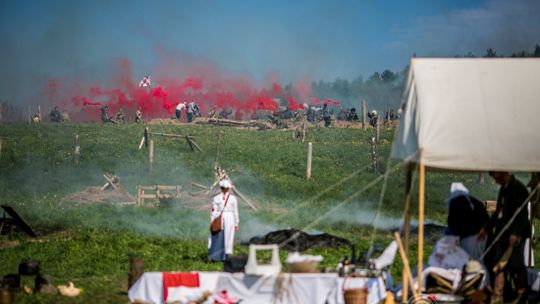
xmin=208 ymin=212 xmax=236 ymax=261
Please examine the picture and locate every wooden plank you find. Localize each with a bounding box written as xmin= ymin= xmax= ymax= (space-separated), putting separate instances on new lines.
xmin=187 ymin=137 xmax=203 ymax=152
xmin=102 ymin=174 xmax=118 ymax=191
xmin=233 ymin=187 xmax=258 ymax=211
xmin=185 ymin=136 xmax=195 ymax=151
xmin=138 ymin=185 xmax=179 ymax=190
xmin=138 ymin=136 xmax=145 ymax=150
xmin=147 ymin=131 xmax=192 ymax=138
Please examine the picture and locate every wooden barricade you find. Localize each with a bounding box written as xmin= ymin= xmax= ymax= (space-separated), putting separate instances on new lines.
xmin=136 ymin=185 xmax=181 ymax=207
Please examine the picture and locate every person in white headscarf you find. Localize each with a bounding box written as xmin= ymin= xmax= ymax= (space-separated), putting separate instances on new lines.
xmin=208 ymin=179 xmax=239 ymax=261
xmin=446 ymin=182 xmax=489 ymax=261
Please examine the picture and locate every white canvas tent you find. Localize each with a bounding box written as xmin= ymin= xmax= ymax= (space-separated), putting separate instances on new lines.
xmin=391 ymin=58 xmax=540 ymax=298
xmin=392 ymin=58 xmax=540 ymax=171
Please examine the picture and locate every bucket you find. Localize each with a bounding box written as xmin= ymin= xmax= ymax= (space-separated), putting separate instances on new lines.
xmin=343 ymin=277 xmax=367 ymax=304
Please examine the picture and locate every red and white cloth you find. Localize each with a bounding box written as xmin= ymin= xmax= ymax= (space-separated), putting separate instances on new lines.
xmin=129 ymin=272 xmax=219 ymax=303
xmin=139 ymin=76 xmax=151 ymax=87
xmin=128 ymin=272 xmax=386 ymax=304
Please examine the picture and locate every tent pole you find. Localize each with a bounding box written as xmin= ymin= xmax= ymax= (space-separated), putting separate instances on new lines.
xmin=417 ymin=163 xmax=425 ymax=295
xmin=401 ymin=166 xmax=413 ymax=303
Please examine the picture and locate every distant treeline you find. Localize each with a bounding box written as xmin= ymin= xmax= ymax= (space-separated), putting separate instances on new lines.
xmin=303 ymin=44 xmax=540 ymax=112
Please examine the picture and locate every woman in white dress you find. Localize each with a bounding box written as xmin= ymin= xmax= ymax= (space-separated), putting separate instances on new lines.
xmin=208 ymin=179 xmax=239 ymax=261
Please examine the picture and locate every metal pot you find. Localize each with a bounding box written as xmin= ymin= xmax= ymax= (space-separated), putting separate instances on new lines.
xmin=18 ymin=259 xmax=39 ymax=276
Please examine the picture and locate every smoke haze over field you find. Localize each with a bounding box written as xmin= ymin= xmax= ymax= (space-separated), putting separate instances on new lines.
xmin=1 ymin=0 xmax=539 ymax=112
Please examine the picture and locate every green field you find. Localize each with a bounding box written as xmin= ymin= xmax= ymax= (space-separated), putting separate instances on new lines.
xmin=0 ymin=122 xmax=529 ymax=303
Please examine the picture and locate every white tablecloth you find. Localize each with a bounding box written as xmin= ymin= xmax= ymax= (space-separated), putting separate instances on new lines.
xmin=129 ymin=272 xmax=386 ymax=304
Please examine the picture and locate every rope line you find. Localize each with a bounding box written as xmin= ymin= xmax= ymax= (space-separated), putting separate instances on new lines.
xmin=278 ymin=162 xmax=403 ymax=249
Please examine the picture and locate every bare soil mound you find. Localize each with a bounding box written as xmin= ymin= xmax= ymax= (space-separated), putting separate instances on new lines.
xmin=62 ymin=186 xmax=135 ymax=204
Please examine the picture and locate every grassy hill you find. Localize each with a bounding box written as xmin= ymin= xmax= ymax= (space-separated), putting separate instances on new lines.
xmin=0 ymin=121 xmax=524 ymax=303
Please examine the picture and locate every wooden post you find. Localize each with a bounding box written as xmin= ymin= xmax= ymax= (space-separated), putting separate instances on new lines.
xmin=74 ymin=135 xmax=80 ymax=164
xmin=27 ymin=105 xmax=31 ymax=124
xmin=144 ymin=127 xmax=149 ymax=148
xmin=370 ymin=137 xmax=378 ymax=173
xmin=301 ymin=119 xmax=307 ymax=143
xmin=37 ymin=105 xmax=41 ymax=122
xmin=376 ymin=121 xmax=380 ymax=143
xmin=148 ymin=140 xmax=154 ymax=173
xmin=478 ymin=173 xmax=485 ymax=185
xmin=401 ymin=167 xmax=413 ymax=303
xmin=306 ymin=142 xmax=312 ymax=180
xmin=386 ymin=107 xmax=390 ymax=128
xmin=417 ymin=162 xmax=426 ymax=295
xmin=361 ymin=100 xmax=366 ymax=130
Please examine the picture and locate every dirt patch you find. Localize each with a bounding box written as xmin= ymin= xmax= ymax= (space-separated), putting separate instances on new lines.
xmin=62 ymin=186 xmax=135 ymax=204
xmin=0 ymin=238 xmax=20 ymax=249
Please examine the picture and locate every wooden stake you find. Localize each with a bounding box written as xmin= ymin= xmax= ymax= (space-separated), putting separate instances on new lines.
xmin=37 ymin=105 xmax=41 ymax=122
xmin=306 ymin=142 xmax=312 ymax=180
xmin=361 ymin=99 xmax=366 ymax=131
xmin=138 ymin=136 xmax=145 ymax=150
xmin=27 ymin=105 xmax=31 ymax=124
xmin=148 ymin=140 xmax=154 ymax=173
xmin=376 ymin=122 xmax=380 ymax=143
xmin=186 ymin=136 xmax=203 ymax=152
xmin=301 ymin=119 xmax=307 ymax=143
xmin=144 ymin=127 xmax=149 ymax=148
xmin=370 ymin=137 xmax=378 ymax=173
xmin=74 ymin=134 xmax=80 ymax=164
xmin=394 ymin=232 xmax=419 ymax=300
xmin=401 ymin=167 xmax=413 ymax=303
xmin=417 ymin=163 xmax=425 ymax=295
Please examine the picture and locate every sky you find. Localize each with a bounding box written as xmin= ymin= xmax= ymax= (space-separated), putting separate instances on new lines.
xmin=1 ymin=0 xmax=539 ymax=106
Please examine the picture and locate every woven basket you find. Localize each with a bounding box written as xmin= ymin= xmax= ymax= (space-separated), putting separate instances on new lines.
xmin=287 ymin=261 xmax=319 ymax=273
xmin=343 ymin=288 xmax=367 ymax=304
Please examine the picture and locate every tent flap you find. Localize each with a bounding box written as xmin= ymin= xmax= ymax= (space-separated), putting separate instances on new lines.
xmin=392 ymin=58 xmax=540 ymax=172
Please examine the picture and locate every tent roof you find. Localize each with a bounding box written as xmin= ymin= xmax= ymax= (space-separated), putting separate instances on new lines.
xmin=391 ymin=58 xmax=540 ymax=172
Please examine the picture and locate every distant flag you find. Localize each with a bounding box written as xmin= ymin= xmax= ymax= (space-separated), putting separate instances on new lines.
xmin=139 ymin=75 xmax=151 ymax=88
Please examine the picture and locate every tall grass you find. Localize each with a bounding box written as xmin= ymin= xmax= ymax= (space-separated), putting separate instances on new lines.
xmin=0 ymin=122 xmax=525 ymax=303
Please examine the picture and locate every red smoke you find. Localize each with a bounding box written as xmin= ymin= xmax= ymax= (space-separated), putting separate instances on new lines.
xmin=45 ymin=56 xmax=343 ymax=121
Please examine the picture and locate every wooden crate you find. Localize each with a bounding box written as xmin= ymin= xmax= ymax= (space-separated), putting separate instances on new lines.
xmin=136 ymin=185 xmax=181 ymax=207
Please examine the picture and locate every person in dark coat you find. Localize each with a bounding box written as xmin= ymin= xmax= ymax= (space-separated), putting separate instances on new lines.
xmin=478 ymin=172 xmax=530 ymax=303
xmin=50 ymin=106 xmax=62 ymax=122
xmin=322 ymin=104 xmax=331 ymax=128
xmin=446 ymin=182 xmax=489 ymax=261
